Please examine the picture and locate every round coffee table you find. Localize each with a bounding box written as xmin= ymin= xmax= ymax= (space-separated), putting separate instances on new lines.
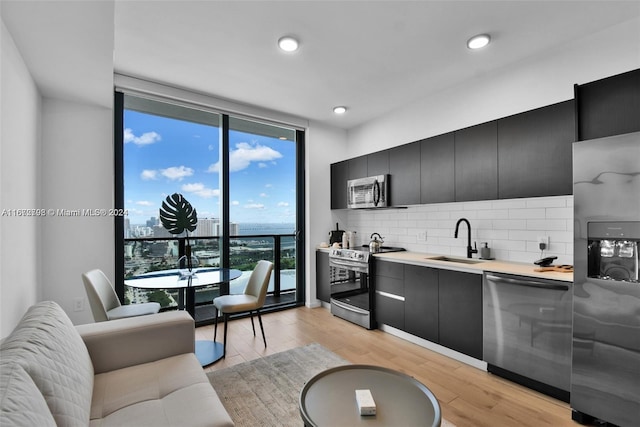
xmin=299 ymin=364 xmax=441 ymax=426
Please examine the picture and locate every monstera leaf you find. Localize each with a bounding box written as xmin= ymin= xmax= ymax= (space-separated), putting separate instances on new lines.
xmin=159 ymin=193 xmax=198 ymax=236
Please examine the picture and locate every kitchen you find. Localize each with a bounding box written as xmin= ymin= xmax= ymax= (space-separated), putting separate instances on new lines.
xmin=2 ymin=2 xmax=639 ymax=426
xmin=317 ymin=69 xmax=640 ymax=426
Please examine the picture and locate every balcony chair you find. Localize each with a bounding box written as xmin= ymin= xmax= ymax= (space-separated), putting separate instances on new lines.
xmin=213 ymin=260 xmax=273 ymax=358
xmin=82 ymin=269 xmax=160 ymax=322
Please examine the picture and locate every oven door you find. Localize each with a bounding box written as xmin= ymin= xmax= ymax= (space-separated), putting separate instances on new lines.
xmin=329 ymin=257 xmax=374 ymax=329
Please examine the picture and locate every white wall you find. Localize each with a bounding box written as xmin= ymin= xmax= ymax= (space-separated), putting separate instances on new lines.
xmin=39 ymin=98 xmax=114 ymax=325
xmin=305 ymin=121 xmax=347 ymax=306
xmin=0 ymin=20 xmax=42 ymax=338
xmin=347 ymin=17 xmax=640 ymax=157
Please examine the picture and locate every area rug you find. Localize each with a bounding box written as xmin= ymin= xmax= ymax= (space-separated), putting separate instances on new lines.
xmin=207 ymin=343 xmax=455 ymax=427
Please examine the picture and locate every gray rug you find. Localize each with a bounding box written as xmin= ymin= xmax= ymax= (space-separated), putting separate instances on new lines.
xmin=207 ymin=343 xmax=348 ymax=426
xmin=207 ymin=343 xmax=455 ymax=427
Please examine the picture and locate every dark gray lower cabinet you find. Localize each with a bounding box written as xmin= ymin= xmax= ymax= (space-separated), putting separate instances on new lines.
xmin=438 ymin=270 xmax=483 ymax=359
xmin=315 ymin=251 xmax=330 ymax=303
xmin=374 ymin=261 xmax=483 ymax=360
xmin=404 ymin=265 xmax=439 ymax=343
xmin=375 ymin=293 xmax=404 ymax=330
xmin=375 ymin=260 xmax=405 ymax=330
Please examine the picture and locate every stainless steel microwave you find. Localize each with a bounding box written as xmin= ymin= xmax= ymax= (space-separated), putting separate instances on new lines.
xmin=347 ymin=175 xmax=389 ymax=208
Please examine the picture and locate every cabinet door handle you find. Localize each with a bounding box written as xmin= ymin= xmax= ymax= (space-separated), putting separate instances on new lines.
xmin=375 ymin=290 xmax=405 ymax=301
xmin=485 ymin=274 xmax=570 ymax=291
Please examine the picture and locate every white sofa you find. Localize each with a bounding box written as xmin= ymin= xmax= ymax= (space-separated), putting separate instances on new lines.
xmin=0 ymin=301 xmax=234 ymax=427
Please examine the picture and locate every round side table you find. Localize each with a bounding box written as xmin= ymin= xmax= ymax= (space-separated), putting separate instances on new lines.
xmin=299 ymin=364 xmax=441 ymax=426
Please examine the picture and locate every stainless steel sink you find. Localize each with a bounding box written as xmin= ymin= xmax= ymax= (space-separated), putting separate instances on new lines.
xmin=426 ymin=256 xmax=486 ymax=264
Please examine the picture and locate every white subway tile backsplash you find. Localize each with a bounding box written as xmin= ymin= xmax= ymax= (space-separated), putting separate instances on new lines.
xmin=477 ymin=209 xmax=509 ymax=219
xmin=546 ymin=207 xmax=573 ymax=218
xmin=526 ymin=219 xmax=568 ymax=230
xmin=526 ymin=196 xmax=568 ymax=208
xmin=346 ymin=195 xmax=574 ymax=264
xmin=493 ymin=199 xmax=527 ymax=209
xmin=509 ymin=208 xmax=546 ymax=219
xmin=493 ymin=219 xmax=527 ymax=230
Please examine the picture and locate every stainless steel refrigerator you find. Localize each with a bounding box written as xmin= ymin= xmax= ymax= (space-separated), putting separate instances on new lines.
xmin=572 ymin=131 xmax=640 ymax=426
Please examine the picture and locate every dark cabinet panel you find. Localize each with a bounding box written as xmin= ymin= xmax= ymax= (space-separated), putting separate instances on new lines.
xmin=375 ymin=293 xmax=405 ymax=330
xmin=375 ymin=260 xmax=404 ymax=329
xmin=421 ymin=132 xmax=455 ymax=204
xmin=375 ymin=260 xmax=404 ymax=280
xmin=330 ymin=161 xmax=348 ymax=209
xmin=438 ymin=270 xmax=483 ymax=359
xmin=375 ymin=261 xmax=404 ymax=296
xmin=404 ymin=265 xmax=439 ymax=342
xmin=348 ymin=156 xmax=368 ymax=180
xmin=498 ymin=100 xmax=575 ymax=199
xmin=577 ymin=68 xmax=640 ymax=141
xmin=389 ymin=141 xmax=421 ymax=206
xmin=315 ymin=251 xmax=330 ymax=303
xmin=367 ymin=151 xmax=389 ymax=176
xmin=454 ymin=121 xmax=498 ymax=202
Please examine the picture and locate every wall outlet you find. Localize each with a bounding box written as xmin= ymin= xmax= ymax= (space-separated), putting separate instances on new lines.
xmin=537 ymin=236 xmax=550 ymax=248
xmin=417 ymin=231 xmax=427 ymax=242
xmin=73 ymin=297 xmax=84 ymax=312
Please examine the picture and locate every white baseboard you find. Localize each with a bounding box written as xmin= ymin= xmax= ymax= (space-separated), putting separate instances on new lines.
xmin=379 ymin=324 xmax=488 ymax=371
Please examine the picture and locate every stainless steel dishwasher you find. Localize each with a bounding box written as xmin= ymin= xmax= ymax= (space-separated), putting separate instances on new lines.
xmin=483 ymin=272 xmax=572 ymax=401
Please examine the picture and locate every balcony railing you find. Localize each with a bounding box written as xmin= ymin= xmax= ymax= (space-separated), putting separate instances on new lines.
xmin=123 ymin=234 xmax=297 ymax=323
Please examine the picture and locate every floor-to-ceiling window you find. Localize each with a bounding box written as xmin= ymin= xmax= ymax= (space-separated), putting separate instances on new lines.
xmin=115 ymin=92 xmax=305 ymax=325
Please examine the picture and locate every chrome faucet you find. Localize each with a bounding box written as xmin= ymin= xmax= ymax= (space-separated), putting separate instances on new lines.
xmin=455 ymin=218 xmax=478 ymax=258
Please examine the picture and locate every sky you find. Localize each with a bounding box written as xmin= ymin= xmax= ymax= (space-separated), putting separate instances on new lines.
xmin=124 ymin=110 xmax=297 ymax=226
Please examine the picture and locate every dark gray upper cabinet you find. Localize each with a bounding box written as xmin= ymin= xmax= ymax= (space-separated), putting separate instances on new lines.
xmin=420 ymin=132 xmax=455 ymax=204
xmin=497 ymin=100 xmax=575 ymax=199
xmin=577 ymin=68 xmax=640 ymax=141
xmin=367 ymin=150 xmax=390 ymax=176
xmin=404 ymin=265 xmax=439 ymax=343
xmin=454 ymin=121 xmax=498 ymax=202
xmin=348 ymin=156 xmax=368 ymax=180
xmin=389 ymin=141 xmax=421 ymax=206
xmin=330 ymin=160 xmax=348 ymax=209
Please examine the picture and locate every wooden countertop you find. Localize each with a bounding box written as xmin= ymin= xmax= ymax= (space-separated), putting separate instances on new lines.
xmin=371 ymin=251 xmax=573 ymax=282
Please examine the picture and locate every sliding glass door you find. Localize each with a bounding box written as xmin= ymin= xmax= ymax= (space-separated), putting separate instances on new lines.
xmin=115 ymin=93 xmax=304 ymax=324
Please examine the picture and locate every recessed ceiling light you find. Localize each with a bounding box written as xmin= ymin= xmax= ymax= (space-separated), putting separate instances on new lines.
xmin=467 ymin=34 xmax=491 ymax=50
xmin=278 ymin=36 xmax=299 ymax=52
xmin=333 ymin=106 xmax=347 ymax=114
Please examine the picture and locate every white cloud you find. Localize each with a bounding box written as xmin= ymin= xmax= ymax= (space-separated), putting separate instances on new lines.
xmin=207 ymin=142 xmax=282 ymax=173
xmin=124 ymin=128 xmax=161 ymax=146
xmin=277 ymin=202 xmax=289 ymax=207
xmin=258 ymin=163 xmax=268 ymax=168
xmin=265 ymin=184 xmax=273 ymax=188
xmin=181 ymin=182 xmax=220 ymax=198
xmin=260 ymin=193 xmax=268 ymax=198
xmin=136 ymin=200 xmax=154 ymax=206
xmin=161 ymin=166 xmax=194 ymax=181
xmin=231 ymin=200 xmax=240 ymax=206
xmin=244 ymin=203 xmax=265 ymax=210
xmin=140 ymin=170 xmax=158 ymax=180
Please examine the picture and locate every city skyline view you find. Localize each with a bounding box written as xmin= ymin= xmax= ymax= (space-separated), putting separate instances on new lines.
xmin=123 ymin=108 xmax=298 ymax=230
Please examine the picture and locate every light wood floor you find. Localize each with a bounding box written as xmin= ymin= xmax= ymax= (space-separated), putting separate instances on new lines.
xmin=198 ymin=306 xmax=582 ymax=427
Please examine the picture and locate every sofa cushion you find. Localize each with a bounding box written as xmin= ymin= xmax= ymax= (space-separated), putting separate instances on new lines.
xmin=91 ymin=353 xmax=233 ymax=427
xmin=0 ymin=362 xmax=56 ymax=426
xmin=0 ymin=301 xmax=94 ymax=426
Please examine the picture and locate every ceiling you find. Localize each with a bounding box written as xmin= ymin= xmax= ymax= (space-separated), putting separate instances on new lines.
xmin=3 ymin=1 xmax=640 ymax=130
